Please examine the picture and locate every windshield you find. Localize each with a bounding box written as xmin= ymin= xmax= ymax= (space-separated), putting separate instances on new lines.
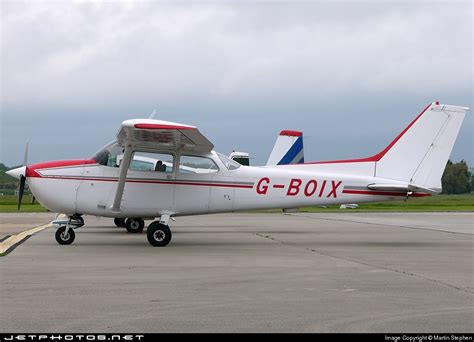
xmin=217 ymin=152 xmax=241 ymax=170
xmin=91 ymin=141 xmax=123 ymax=167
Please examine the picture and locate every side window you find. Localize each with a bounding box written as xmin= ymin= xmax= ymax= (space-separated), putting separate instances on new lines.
xmin=129 ymin=151 xmax=174 ymax=173
xmin=179 ymin=155 xmax=219 ymax=174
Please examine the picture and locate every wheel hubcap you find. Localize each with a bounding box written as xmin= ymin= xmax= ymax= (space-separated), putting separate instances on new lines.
xmin=61 ymin=232 xmax=70 ymax=241
xmin=154 ymin=230 xmax=165 ymax=242
xmin=131 ymin=220 xmax=139 ymax=230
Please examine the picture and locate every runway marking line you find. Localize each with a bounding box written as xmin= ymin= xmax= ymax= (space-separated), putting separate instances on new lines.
xmin=0 ymin=222 xmax=52 ymax=256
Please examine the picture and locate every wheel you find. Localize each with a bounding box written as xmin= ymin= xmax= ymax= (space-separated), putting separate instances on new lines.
xmin=55 ymin=226 xmax=75 ymax=245
xmin=125 ymin=218 xmax=145 ymax=233
xmin=147 ymin=222 xmax=172 ymax=247
xmin=114 ymin=218 xmax=126 ymax=227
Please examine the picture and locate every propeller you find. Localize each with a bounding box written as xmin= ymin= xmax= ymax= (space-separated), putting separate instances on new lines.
xmin=17 ymin=141 xmax=30 ymax=210
xmin=18 ymin=174 xmax=26 ymax=211
xmin=6 ymin=141 xmax=29 ymax=211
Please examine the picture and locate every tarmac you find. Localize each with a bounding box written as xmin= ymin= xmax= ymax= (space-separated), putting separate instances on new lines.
xmin=0 ymin=212 xmax=473 ymax=332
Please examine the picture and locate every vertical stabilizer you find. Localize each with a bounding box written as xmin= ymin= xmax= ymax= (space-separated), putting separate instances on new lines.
xmin=375 ymin=102 xmax=468 ymax=192
xmin=267 ymin=130 xmax=304 ymax=166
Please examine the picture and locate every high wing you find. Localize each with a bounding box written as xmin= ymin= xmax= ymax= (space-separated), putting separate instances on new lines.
xmin=116 ymin=119 xmax=214 ymax=153
xmin=112 ymin=119 xmax=214 ymax=213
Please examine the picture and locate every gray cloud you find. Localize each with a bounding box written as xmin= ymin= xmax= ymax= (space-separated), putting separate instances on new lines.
xmin=1 ymin=1 xmax=472 ymax=166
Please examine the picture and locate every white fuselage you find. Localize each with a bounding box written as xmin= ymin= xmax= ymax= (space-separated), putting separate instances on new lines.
xmin=26 ymin=150 xmax=425 ymax=218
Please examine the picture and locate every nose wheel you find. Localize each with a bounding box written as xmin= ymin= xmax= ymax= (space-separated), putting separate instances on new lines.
xmin=147 ymin=222 xmax=172 ymax=247
xmin=53 ymin=215 xmax=83 ymax=245
xmin=55 ymin=226 xmax=76 ymax=245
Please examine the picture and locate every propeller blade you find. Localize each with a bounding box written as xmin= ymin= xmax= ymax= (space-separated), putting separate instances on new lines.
xmin=18 ymin=175 xmax=26 ymax=211
xmin=31 ymin=195 xmax=36 ymax=204
xmin=22 ymin=141 xmax=29 ymax=166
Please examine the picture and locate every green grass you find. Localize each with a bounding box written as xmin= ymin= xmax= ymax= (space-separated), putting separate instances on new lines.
xmin=0 ymin=193 xmax=472 ymax=214
xmin=298 ymin=193 xmax=474 ymax=212
xmin=0 ymin=195 xmax=49 ymax=212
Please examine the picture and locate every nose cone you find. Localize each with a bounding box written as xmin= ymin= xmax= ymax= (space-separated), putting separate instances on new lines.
xmin=6 ymin=166 xmax=26 ymax=180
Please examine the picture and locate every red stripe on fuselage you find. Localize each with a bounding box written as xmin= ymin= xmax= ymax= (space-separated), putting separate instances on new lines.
xmin=30 ymin=175 xmax=254 ymax=189
xmin=27 ymin=159 xmax=97 ymax=177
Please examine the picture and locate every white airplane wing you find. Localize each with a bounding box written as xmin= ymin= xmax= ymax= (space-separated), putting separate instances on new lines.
xmin=112 ymin=119 xmax=214 ymax=212
xmin=116 ymin=119 xmax=214 ymax=153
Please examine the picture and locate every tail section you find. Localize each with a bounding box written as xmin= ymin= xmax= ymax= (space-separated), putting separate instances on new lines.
xmin=375 ymin=102 xmax=468 ymax=192
xmin=267 ymin=130 xmax=304 ymax=166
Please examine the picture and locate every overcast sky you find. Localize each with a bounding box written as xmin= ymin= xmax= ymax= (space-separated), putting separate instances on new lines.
xmin=1 ymin=0 xmax=472 ymax=167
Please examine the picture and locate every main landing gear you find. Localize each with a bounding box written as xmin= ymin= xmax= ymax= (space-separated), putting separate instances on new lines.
xmin=147 ymin=222 xmax=172 ymax=247
xmin=114 ymin=217 xmax=145 ymax=233
xmin=54 ymin=215 xmax=173 ymax=247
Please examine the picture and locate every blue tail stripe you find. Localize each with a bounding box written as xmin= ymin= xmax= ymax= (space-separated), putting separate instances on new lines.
xmin=277 ymin=137 xmax=303 ymax=165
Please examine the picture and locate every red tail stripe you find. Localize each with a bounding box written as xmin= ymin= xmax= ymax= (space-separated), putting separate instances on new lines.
xmin=280 ymin=130 xmax=302 ymax=137
xmin=304 ymin=103 xmax=432 ymax=164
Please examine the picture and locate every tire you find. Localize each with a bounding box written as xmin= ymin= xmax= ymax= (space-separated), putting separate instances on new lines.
xmin=114 ymin=218 xmax=126 ymax=227
xmin=147 ymin=222 xmax=172 ymax=247
xmin=55 ymin=226 xmax=75 ymax=245
xmin=125 ymin=218 xmax=145 ymax=233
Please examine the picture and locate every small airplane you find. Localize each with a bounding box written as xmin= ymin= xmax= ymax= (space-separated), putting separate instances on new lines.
xmin=6 ymin=102 xmax=468 ymax=247
xmin=229 ymin=128 xmax=305 ymax=167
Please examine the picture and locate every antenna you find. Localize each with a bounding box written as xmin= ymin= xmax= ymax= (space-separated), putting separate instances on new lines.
xmin=148 ymin=108 xmax=158 ymax=120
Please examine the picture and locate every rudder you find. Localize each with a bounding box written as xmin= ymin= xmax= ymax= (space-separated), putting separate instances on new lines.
xmin=375 ymin=102 xmax=468 ymax=192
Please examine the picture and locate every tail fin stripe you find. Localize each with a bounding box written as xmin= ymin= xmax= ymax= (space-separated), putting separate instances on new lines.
xmin=277 ymin=136 xmax=303 ymax=165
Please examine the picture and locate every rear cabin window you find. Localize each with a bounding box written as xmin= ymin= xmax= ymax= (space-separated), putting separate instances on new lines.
xmin=178 ymin=155 xmax=219 ymax=174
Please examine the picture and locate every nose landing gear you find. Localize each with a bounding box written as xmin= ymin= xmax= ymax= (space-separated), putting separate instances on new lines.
xmin=53 ymin=215 xmax=84 ymax=245
xmin=55 ymin=226 xmax=75 ymax=245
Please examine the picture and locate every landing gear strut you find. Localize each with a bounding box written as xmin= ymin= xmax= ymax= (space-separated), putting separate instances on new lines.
xmin=54 ymin=215 xmax=84 ymax=245
xmin=55 ymin=226 xmax=75 ymax=245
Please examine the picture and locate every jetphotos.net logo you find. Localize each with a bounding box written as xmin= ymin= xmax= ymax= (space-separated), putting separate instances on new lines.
xmin=0 ymin=335 xmax=145 ymax=342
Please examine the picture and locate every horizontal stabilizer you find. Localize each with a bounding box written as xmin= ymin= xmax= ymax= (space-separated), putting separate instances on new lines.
xmin=367 ymin=183 xmax=439 ymax=194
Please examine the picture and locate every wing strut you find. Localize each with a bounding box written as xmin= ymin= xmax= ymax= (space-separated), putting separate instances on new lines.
xmin=111 ymin=143 xmax=133 ymax=213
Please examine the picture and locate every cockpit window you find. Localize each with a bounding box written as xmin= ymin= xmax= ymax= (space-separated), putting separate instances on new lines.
xmin=179 ymin=155 xmax=219 ymax=174
xmin=92 ymin=142 xmax=175 ymax=173
xmin=131 ymin=151 xmax=174 ymax=173
xmin=217 ymin=152 xmax=241 ymax=170
xmin=92 ymin=141 xmax=123 ymax=167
